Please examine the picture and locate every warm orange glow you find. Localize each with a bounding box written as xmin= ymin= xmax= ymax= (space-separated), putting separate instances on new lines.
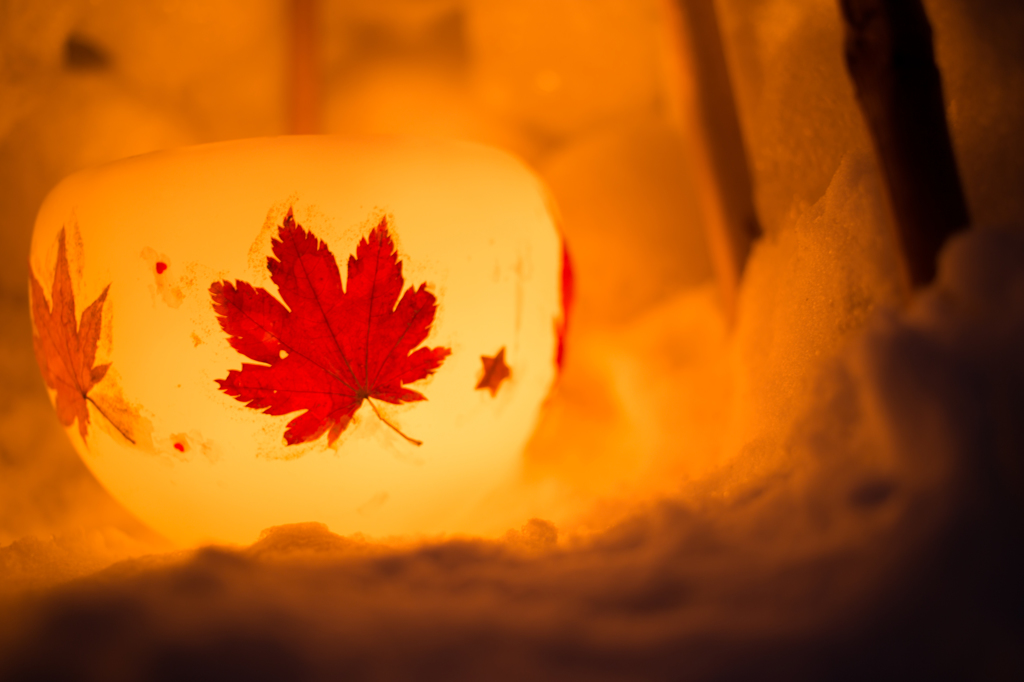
xmin=29 ymin=136 xmax=563 ymax=546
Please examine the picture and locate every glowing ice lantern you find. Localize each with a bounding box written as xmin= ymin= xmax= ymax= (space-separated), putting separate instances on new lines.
xmin=29 ymin=137 xmax=566 ymax=546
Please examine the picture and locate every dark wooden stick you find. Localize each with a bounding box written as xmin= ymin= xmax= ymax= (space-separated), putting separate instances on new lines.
xmin=289 ymin=0 xmax=320 ymax=134
xmin=668 ymin=0 xmax=762 ymax=325
xmin=839 ymin=0 xmax=969 ymax=287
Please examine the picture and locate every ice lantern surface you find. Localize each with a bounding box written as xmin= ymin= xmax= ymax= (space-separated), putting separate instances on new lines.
xmin=28 ymin=136 xmax=565 ymax=546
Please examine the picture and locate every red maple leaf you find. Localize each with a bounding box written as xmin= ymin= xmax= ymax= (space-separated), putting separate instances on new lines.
xmin=210 ymin=210 xmax=451 ymax=447
xmin=29 ymin=228 xmax=111 ymax=441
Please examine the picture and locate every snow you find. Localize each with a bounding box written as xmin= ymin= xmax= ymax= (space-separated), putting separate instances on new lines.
xmin=1 ymin=0 xmax=1023 ymax=678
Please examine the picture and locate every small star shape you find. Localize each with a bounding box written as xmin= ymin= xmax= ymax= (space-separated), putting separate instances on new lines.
xmin=476 ymin=347 xmax=510 ymax=397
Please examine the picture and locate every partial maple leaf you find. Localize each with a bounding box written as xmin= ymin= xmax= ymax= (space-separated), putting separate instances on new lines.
xmin=476 ymin=347 xmax=510 ymax=397
xmin=29 ymin=228 xmax=113 ymax=441
xmin=211 ymin=209 xmax=451 ymax=447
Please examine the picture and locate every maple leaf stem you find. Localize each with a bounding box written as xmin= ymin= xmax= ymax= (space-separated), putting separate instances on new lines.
xmin=86 ymin=396 xmax=136 ymax=445
xmin=366 ymin=398 xmax=422 ymax=447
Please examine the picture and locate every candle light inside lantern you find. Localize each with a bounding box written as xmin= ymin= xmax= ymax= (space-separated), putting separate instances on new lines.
xmin=29 ymin=136 xmax=565 ymax=546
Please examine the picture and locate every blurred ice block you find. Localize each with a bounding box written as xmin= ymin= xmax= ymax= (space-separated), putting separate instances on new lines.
xmin=715 ymin=0 xmax=1024 ymax=236
xmin=922 ymin=0 xmax=1024 ymax=228
xmin=70 ymin=0 xmax=288 ymax=139
xmin=0 ymin=0 xmax=86 ymax=139
xmin=0 ymin=75 xmax=195 ymax=293
xmin=715 ymin=0 xmax=870 ymax=236
xmin=541 ymin=119 xmax=712 ymax=328
xmin=465 ymin=0 xmax=665 ymax=141
xmin=322 ymin=0 xmax=462 ymax=40
xmin=323 ymin=64 xmax=535 ymax=158
xmin=320 ymin=0 xmax=539 ymax=156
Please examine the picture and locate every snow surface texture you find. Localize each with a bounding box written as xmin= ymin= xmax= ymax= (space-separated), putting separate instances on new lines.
xmin=2 ymin=0 xmax=1024 ymax=679
xmin=2 ymin=220 xmax=1022 ymax=680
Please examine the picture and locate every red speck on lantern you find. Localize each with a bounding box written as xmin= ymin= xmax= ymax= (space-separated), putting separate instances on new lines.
xmin=156 ymin=262 xmax=167 ymax=274
xmin=173 ymin=442 xmax=185 ymax=452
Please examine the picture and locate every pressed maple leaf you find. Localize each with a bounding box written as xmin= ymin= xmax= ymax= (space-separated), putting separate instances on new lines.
xmin=29 ymin=228 xmax=112 ymax=441
xmin=211 ymin=209 xmax=451 ymax=447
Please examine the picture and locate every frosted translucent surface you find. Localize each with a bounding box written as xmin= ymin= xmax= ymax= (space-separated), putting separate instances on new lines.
xmin=29 ymin=136 xmax=563 ymax=546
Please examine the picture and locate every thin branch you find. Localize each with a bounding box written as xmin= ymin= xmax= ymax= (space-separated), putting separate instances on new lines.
xmin=839 ymin=0 xmax=969 ymax=287
xmin=666 ymin=0 xmax=762 ymax=325
xmin=289 ymin=0 xmax=320 ymax=134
